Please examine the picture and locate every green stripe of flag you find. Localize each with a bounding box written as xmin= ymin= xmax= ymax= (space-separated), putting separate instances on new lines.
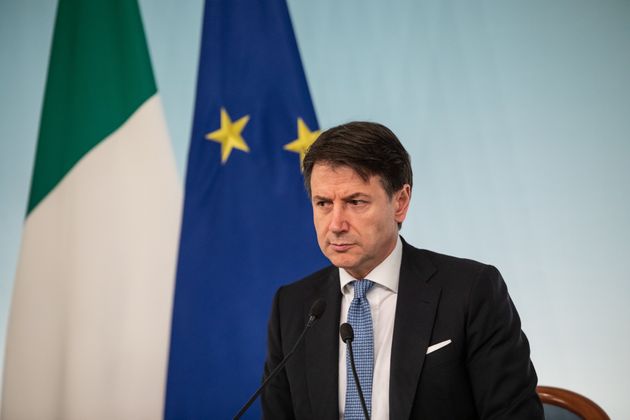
xmin=28 ymin=0 xmax=157 ymax=214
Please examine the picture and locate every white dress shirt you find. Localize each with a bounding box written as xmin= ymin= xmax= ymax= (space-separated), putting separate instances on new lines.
xmin=338 ymin=236 xmax=402 ymax=420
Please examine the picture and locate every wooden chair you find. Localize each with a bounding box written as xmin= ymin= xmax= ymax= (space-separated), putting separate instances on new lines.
xmin=537 ymin=386 xmax=609 ymax=420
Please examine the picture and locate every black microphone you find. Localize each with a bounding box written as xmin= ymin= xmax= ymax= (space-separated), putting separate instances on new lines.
xmin=233 ymin=299 xmax=327 ymax=420
xmin=306 ymin=299 xmax=326 ymax=327
xmin=340 ymin=322 xmax=370 ymax=420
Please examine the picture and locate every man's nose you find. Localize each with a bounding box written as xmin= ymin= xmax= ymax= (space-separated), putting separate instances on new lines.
xmin=330 ymin=206 xmax=349 ymax=233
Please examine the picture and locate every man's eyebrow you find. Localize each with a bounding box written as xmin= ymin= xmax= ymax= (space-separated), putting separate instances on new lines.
xmin=312 ymin=192 xmax=370 ymax=201
xmin=312 ymin=195 xmax=331 ymax=202
xmin=344 ymin=192 xmax=370 ymax=200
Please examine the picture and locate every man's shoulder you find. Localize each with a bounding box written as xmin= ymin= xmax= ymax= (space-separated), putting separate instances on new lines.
xmin=403 ymin=242 xmax=490 ymax=271
xmin=401 ymin=239 xmax=500 ymax=280
xmin=402 ymin=241 xmax=508 ymax=311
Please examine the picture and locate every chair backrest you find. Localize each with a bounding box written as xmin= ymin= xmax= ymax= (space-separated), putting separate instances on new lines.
xmin=537 ymin=386 xmax=609 ymax=420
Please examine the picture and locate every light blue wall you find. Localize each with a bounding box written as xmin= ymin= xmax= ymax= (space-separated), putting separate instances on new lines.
xmin=1 ymin=0 xmax=629 ymax=417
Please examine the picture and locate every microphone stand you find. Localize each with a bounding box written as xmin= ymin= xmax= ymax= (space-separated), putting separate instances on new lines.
xmin=233 ymin=300 xmax=326 ymax=419
xmin=340 ymin=322 xmax=370 ymax=420
xmin=233 ymin=324 xmax=309 ymax=419
xmin=346 ymin=339 xmax=370 ymax=420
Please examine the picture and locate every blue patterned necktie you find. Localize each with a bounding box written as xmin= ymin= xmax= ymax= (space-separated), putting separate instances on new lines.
xmin=344 ymin=279 xmax=374 ymax=419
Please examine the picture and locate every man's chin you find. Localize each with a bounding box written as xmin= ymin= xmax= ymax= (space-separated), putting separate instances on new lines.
xmin=325 ymin=254 xmax=357 ymax=271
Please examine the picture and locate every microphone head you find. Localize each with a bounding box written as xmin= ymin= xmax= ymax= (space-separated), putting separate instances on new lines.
xmin=309 ymin=299 xmax=327 ymax=320
xmin=339 ymin=323 xmax=354 ymax=343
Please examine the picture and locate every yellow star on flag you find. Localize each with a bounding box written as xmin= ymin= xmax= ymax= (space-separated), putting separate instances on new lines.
xmin=283 ymin=118 xmax=320 ymax=167
xmin=206 ymin=107 xmax=250 ymax=163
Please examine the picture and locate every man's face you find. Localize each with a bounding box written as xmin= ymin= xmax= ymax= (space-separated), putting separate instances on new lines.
xmin=310 ymin=163 xmax=411 ymax=279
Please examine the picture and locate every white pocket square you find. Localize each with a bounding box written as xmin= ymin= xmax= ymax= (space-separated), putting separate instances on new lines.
xmin=426 ymin=339 xmax=452 ymax=355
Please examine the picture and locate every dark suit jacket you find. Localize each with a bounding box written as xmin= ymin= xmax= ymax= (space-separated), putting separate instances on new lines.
xmin=262 ymin=239 xmax=543 ymax=419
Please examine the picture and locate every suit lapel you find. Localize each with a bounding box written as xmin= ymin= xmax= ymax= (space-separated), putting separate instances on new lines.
xmin=305 ymin=269 xmax=342 ymax=419
xmin=390 ymin=242 xmax=440 ymax=420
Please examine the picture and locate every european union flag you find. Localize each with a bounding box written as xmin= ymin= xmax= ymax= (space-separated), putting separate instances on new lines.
xmin=165 ymin=0 xmax=328 ymax=417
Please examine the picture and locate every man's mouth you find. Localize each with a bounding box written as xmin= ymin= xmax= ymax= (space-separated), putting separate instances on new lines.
xmin=329 ymin=242 xmax=353 ymax=252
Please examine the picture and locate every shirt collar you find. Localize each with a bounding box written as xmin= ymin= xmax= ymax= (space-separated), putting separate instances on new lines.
xmin=339 ymin=235 xmax=402 ymax=294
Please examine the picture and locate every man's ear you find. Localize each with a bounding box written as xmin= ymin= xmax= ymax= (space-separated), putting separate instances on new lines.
xmin=393 ymin=184 xmax=411 ymax=224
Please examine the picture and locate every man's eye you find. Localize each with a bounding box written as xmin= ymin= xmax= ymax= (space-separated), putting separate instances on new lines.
xmin=349 ymin=200 xmax=366 ymax=206
xmin=316 ymin=201 xmax=329 ymax=207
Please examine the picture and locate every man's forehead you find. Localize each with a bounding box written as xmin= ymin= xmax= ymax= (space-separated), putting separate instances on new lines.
xmin=310 ymin=163 xmax=383 ymax=194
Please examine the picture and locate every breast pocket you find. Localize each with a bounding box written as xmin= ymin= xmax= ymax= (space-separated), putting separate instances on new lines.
xmin=419 ymin=338 xmax=469 ymax=399
xmin=423 ymin=338 xmax=460 ymax=369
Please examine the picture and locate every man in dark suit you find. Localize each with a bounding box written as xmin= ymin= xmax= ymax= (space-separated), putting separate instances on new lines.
xmin=262 ymin=122 xmax=543 ymax=419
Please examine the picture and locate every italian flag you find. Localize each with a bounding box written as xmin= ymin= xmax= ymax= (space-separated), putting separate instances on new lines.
xmin=1 ymin=1 xmax=181 ymax=419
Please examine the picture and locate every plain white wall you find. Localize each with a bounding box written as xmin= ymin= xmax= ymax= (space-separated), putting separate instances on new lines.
xmin=1 ymin=0 xmax=629 ymax=417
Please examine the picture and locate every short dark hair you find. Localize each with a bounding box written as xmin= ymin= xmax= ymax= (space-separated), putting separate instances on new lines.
xmin=303 ymin=121 xmax=413 ymax=197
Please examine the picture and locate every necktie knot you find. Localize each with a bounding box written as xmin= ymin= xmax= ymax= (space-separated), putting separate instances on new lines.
xmin=353 ymin=279 xmax=374 ymax=300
